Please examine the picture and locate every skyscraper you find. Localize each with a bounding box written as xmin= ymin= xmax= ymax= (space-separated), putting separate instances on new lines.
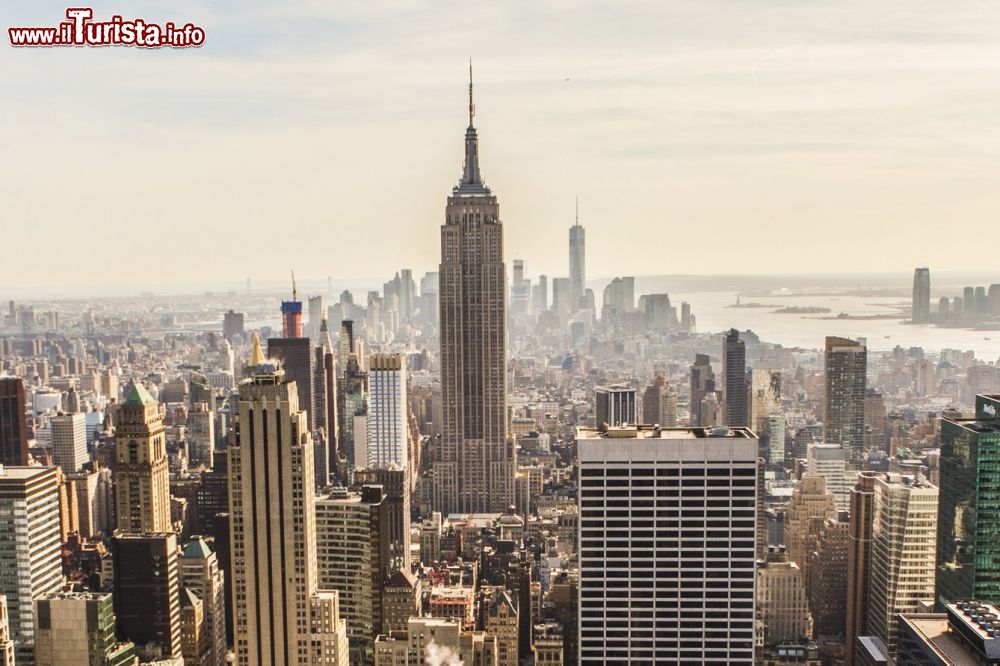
xmin=577 ymin=425 xmax=758 ymax=664
xmin=315 ymin=485 xmax=390 ymax=663
xmin=179 ymin=536 xmax=228 ymax=666
xmin=267 ymin=337 xmax=316 ymax=431
xmin=722 ymin=329 xmax=749 ymax=428
xmin=365 ymin=354 xmax=408 ymax=469
xmin=433 ymin=66 xmax=514 ymax=515
xmin=114 ymin=382 xmax=171 ymax=534
xmin=912 ymin=268 xmax=930 ymax=323
xmin=937 ymin=394 xmax=1000 ymax=607
xmin=569 ymin=202 xmax=585 ymax=311
xmin=594 ymin=384 xmax=636 ymax=428
xmin=228 ymin=338 xmax=349 ymax=666
xmin=824 ymin=336 xmax=868 ymax=468
xmin=846 ymin=472 xmax=878 ymax=666
xmin=50 ymin=412 xmax=87 ymax=473
xmin=0 ymin=466 xmax=63 ymax=664
xmin=112 ymin=533 xmax=181 ymax=658
xmin=866 ymin=473 xmax=938 ymax=658
xmin=689 ymin=353 xmax=716 ymax=427
xmin=0 ymin=377 xmax=29 ymax=466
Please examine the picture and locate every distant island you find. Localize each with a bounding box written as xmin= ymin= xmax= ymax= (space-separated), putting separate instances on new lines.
xmin=726 ymin=302 xmax=778 ymax=309
xmin=773 ymin=306 xmax=832 ymax=314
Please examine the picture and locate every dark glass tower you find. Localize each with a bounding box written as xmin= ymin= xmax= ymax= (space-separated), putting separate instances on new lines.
xmin=936 ymin=394 xmax=1000 ymax=607
xmin=723 ymin=329 xmax=749 ymax=428
xmin=824 ymin=336 xmax=867 ymax=468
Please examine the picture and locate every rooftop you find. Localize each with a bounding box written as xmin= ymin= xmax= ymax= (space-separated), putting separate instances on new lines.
xmin=577 ymin=425 xmax=755 ymax=440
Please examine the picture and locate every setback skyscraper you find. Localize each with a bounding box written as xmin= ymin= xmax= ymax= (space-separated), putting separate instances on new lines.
xmin=114 ymin=382 xmax=171 ymax=534
xmin=432 ymin=66 xmax=515 ymax=514
xmin=227 ymin=338 xmax=349 ymax=666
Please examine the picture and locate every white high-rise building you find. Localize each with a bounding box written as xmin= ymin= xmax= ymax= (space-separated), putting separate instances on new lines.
xmin=366 ymin=354 xmax=407 ymax=470
xmin=867 ymin=473 xmax=938 ymax=658
xmin=228 ymin=338 xmax=349 ymax=666
xmin=0 ymin=466 xmax=63 ymax=664
xmin=577 ymin=425 xmax=758 ymax=664
xmin=806 ymin=442 xmax=852 ymax=509
xmin=50 ymin=412 xmax=87 ymax=473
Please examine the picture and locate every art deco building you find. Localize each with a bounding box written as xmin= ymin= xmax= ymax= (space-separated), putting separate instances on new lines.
xmin=756 ymin=547 xmax=812 ymax=648
xmin=114 ymin=382 xmax=171 ymax=533
xmin=433 ymin=67 xmax=515 ymax=514
xmin=845 ymin=472 xmax=878 ymax=666
xmin=229 ymin=338 xmax=348 ymax=666
xmin=179 ymin=537 xmax=227 ymax=666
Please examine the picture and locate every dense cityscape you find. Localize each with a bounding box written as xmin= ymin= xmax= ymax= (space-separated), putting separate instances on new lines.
xmin=2 ymin=72 xmax=1000 ymax=666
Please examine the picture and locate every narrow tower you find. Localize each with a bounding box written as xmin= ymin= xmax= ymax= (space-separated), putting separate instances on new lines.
xmin=433 ymin=64 xmax=514 ymax=514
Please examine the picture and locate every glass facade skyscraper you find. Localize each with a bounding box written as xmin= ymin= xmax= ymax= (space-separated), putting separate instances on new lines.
xmin=936 ymin=394 xmax=1000 ymax=607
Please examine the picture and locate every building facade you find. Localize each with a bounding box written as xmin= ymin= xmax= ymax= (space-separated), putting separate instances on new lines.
xmin=433 ymin=69 xmax=514 ymax=515
xmin=577 ymin=425 xmax=758 ymax=663
xmin=114 ymin=382 xmax=171 ymax=533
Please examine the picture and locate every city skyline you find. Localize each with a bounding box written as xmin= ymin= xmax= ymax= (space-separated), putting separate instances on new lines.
xmin=7 ymin=1 xmax=1000 ymax=289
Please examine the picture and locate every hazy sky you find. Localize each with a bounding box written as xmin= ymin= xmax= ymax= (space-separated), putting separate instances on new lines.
xmin=4 ymin=0 xmax=1000 ymax=292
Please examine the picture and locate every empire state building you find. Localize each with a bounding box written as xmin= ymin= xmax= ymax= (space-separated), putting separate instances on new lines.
xmin=432 ymin=66 xmax=515 ymax=514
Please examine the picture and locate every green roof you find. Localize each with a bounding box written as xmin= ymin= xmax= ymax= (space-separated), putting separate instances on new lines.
xmin=181 ymin=537 xmax=213 ymax=560
xmin=123 ymin=381 xmax=155 ymax=406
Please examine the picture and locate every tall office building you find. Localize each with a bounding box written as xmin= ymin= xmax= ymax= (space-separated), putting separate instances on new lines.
xmin=866 ymin=473 xmax=938 ymax=658
xmin=594 ymin=384 xmax=637 ymax=428
xmin=433 ymin=67 xmax=514 ymax=515
xmin=315 ymin=485 xmax=390 ymax=663
xmin=552 ymin=278 xmax=573 ymax=315
xmin=228 ymin=339 xmax=349 ymax=666
xmin=824 ymin=336 xmax=868 ymax=468
xmin=569 ymin=205 xmax=585 ymax=311
xmin=50 ymin=412 xmax=87 ymax=473
xmin=353 ymin=468 xmax=411 ymax=576
xmin=33 ymin=591 xmax=137 ymax=666
xmin=267 ymin=337 xmax=316 ymax=430
xmin=807 ymin=514 xmax=850 ymax=640
xmin=640 ymin=374 xmax=677 ymax=427
xmin=365 ymin=354 xmax=408 ymax=469
xmin=722 ymin=329 xmax=749 ymax=428
xmin=0 ymin=466 xmax=63 ymax=664
xmin=937 ymin=394 xmax=1000 ymax=606
xmin=845 ymin=472 xmax=878 ymax=666
xmin=307 ymin=294 xmax=323 ymax=341
xmin=689 ymin=353 xmax=716 ymax=427
xmin=114 ymin=382 xmax=171 ymax=534
xmin=112 ymin=533 xmax=181 ymax=658
xmin=179 ymin=537 xmax=228 ymax=666
xmin=756 ymin=547 xmax=812 ymax=647
xmin=912 ymin=268 xmax=931 ymax=323
xmin=577 ymin=425 xmax=758 ymax=663
xmin=340 ymin=354 xmax=368 ymax=469
xmin=0 ymin=377 xmax=29 ymax=466
xmin=806 ymin=442 xmax=850 ymax=508
xmin=749 ymin=368 xmax=781 ymax=432
xmin=532 ymin=275 xmax=548 ymax=312
xmin=783 ymin=474 xmax=838 ymax=582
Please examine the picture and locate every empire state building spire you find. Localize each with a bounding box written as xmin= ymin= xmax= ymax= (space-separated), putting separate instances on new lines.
xmin=457 ymin=61 xmax=488 ymax=194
